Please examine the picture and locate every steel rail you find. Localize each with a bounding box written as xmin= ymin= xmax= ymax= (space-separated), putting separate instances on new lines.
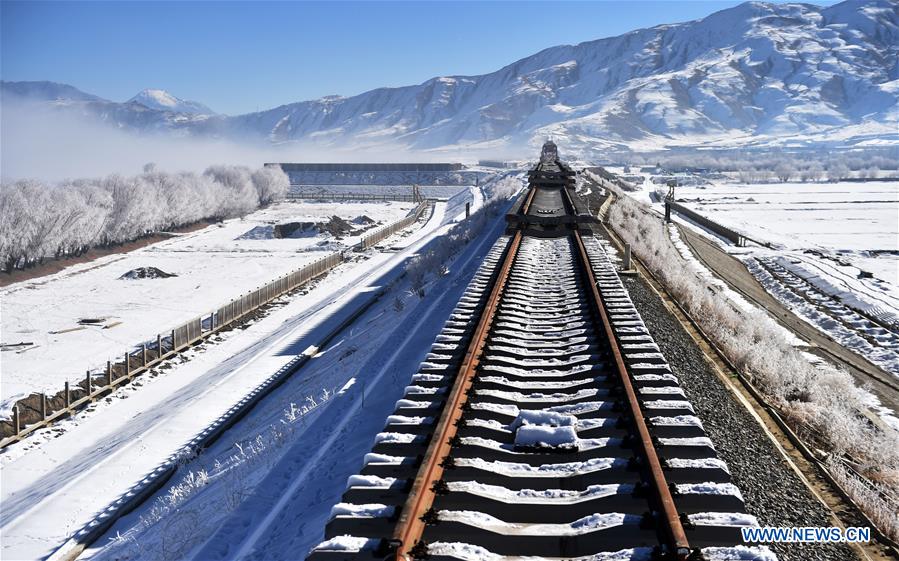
xmin=391 ymin=187 xmax=536 ymax=560
xmin=572 ymin=230 xmax=691 ymax=560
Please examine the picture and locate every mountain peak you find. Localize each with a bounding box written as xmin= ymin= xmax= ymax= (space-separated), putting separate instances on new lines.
xmin=128 ymin=88 xmax=214 ymax=115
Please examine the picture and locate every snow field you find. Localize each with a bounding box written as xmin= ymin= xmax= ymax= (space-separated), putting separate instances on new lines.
xmin=670 ymin=181 xmax=898 ymax=258
xmin=0 ymin=200 xmax=414 ymax=416
xmin=660 ymin=196 xmax=899 ymax=421
xmin=603 ymin=169 xmax=897 ymax=310
xmin=653 ymin=179 xmax=899 ymax=379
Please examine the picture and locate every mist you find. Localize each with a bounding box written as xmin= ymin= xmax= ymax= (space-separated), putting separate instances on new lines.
xmin=0 ymin=98 xmax=531 ymax=182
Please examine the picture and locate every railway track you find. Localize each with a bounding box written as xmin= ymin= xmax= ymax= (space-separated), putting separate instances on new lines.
xmin=307 ymin=144 xmax=771 ymax=561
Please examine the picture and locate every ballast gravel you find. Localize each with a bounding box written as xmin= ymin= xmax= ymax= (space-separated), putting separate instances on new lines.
xmin=617 ymin=268 xmax=858 ymax=561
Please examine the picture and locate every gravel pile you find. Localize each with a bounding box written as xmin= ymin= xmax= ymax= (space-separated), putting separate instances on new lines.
xmin=118 ymin=266 xmax=177 ymax=280
xmin=614 ymin=253 xmax=858 ymax=561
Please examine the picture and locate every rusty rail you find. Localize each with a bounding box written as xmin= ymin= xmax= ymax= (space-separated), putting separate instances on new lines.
xmin=573 ymin=230 xmax=691 ymax=560
xmin=392 ymin=188 xmax=535 ymax=559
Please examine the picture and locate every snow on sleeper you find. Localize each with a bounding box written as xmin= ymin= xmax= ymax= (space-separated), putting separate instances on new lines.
xmin=308 ymin=234 xmax=771 ymax=559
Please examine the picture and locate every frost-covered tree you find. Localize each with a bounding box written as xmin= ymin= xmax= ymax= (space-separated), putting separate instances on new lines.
xmin=828 ymin=162 xmax=850 ymax=182
xmin=0 ymin=164 xmax=283 ymax=272
xmin=251 ymin=167 xmax=289 ymax=206
xmin=103 ymin=174 xmax=159 ymax=244
xmin=67 ymin=181 xmax=112 ymax=255
xmin=800 ymin=163 xmax=824 ymax=183
xmin=0 ymin=182 xmax=35 ymax=270
xmin=774 ymin=162 xmax=794 ymax=183
xmin=203 ymin=165 xmax=258 ymax=217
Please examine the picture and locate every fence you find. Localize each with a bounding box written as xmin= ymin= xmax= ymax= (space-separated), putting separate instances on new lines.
xmin=0 ymin=200 xmax=431 ymax=448
xmin=359 ymin=201 xmax=429 ymax=249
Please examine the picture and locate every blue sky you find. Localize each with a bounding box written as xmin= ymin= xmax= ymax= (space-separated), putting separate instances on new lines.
xmin=2 ymin=0 xmax=835 ymax=115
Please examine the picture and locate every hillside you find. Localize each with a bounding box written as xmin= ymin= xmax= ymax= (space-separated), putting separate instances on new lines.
xmin=2 ymin=0 xmax=896 ymax=155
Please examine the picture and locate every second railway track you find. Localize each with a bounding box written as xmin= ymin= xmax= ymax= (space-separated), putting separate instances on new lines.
xmin=307 ymin=142 xmax=773 ymax=561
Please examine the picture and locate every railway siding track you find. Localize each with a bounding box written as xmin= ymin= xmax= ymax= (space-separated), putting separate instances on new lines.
xmin=753 ymin=257 xmax=899 ymax=355
xmin=307 ymin=148 xmax=774 ymax=561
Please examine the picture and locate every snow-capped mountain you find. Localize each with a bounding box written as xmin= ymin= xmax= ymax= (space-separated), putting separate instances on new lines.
xmin=128 ymin=89 xmax=214 ymax=115
xmin=225 ymin=0 xmax=895 ymax=152
xmin=3 ymin=0 xmax=896 ymax=154
xmin=1 ymin=81 xmax=216 ymax=134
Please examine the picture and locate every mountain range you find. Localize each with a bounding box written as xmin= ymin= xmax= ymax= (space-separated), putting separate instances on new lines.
xmin=2 ymin=0 xmax=896 ymax=156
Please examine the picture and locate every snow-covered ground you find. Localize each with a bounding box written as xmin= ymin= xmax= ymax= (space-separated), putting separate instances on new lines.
xmin=76 ymin=193 xmax=509 ymax=561
xmin=745 ymin=257 xmax=899 ymax=376
xmin=603 ymin=169 xmax=899 ymax=377
xmin=670 ymin=181 xmax=898 ymax=283
xmin=611 ymin=173 xmax=897 ymax=288
xmin=0 ymin=201 xmax=414 ymax=416
xmin=0 ymin=184 xmax=488 ymax=561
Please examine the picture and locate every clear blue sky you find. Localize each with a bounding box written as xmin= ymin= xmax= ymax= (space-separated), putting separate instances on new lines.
xmin=2 ymin=0 xmax=835 ymax=115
